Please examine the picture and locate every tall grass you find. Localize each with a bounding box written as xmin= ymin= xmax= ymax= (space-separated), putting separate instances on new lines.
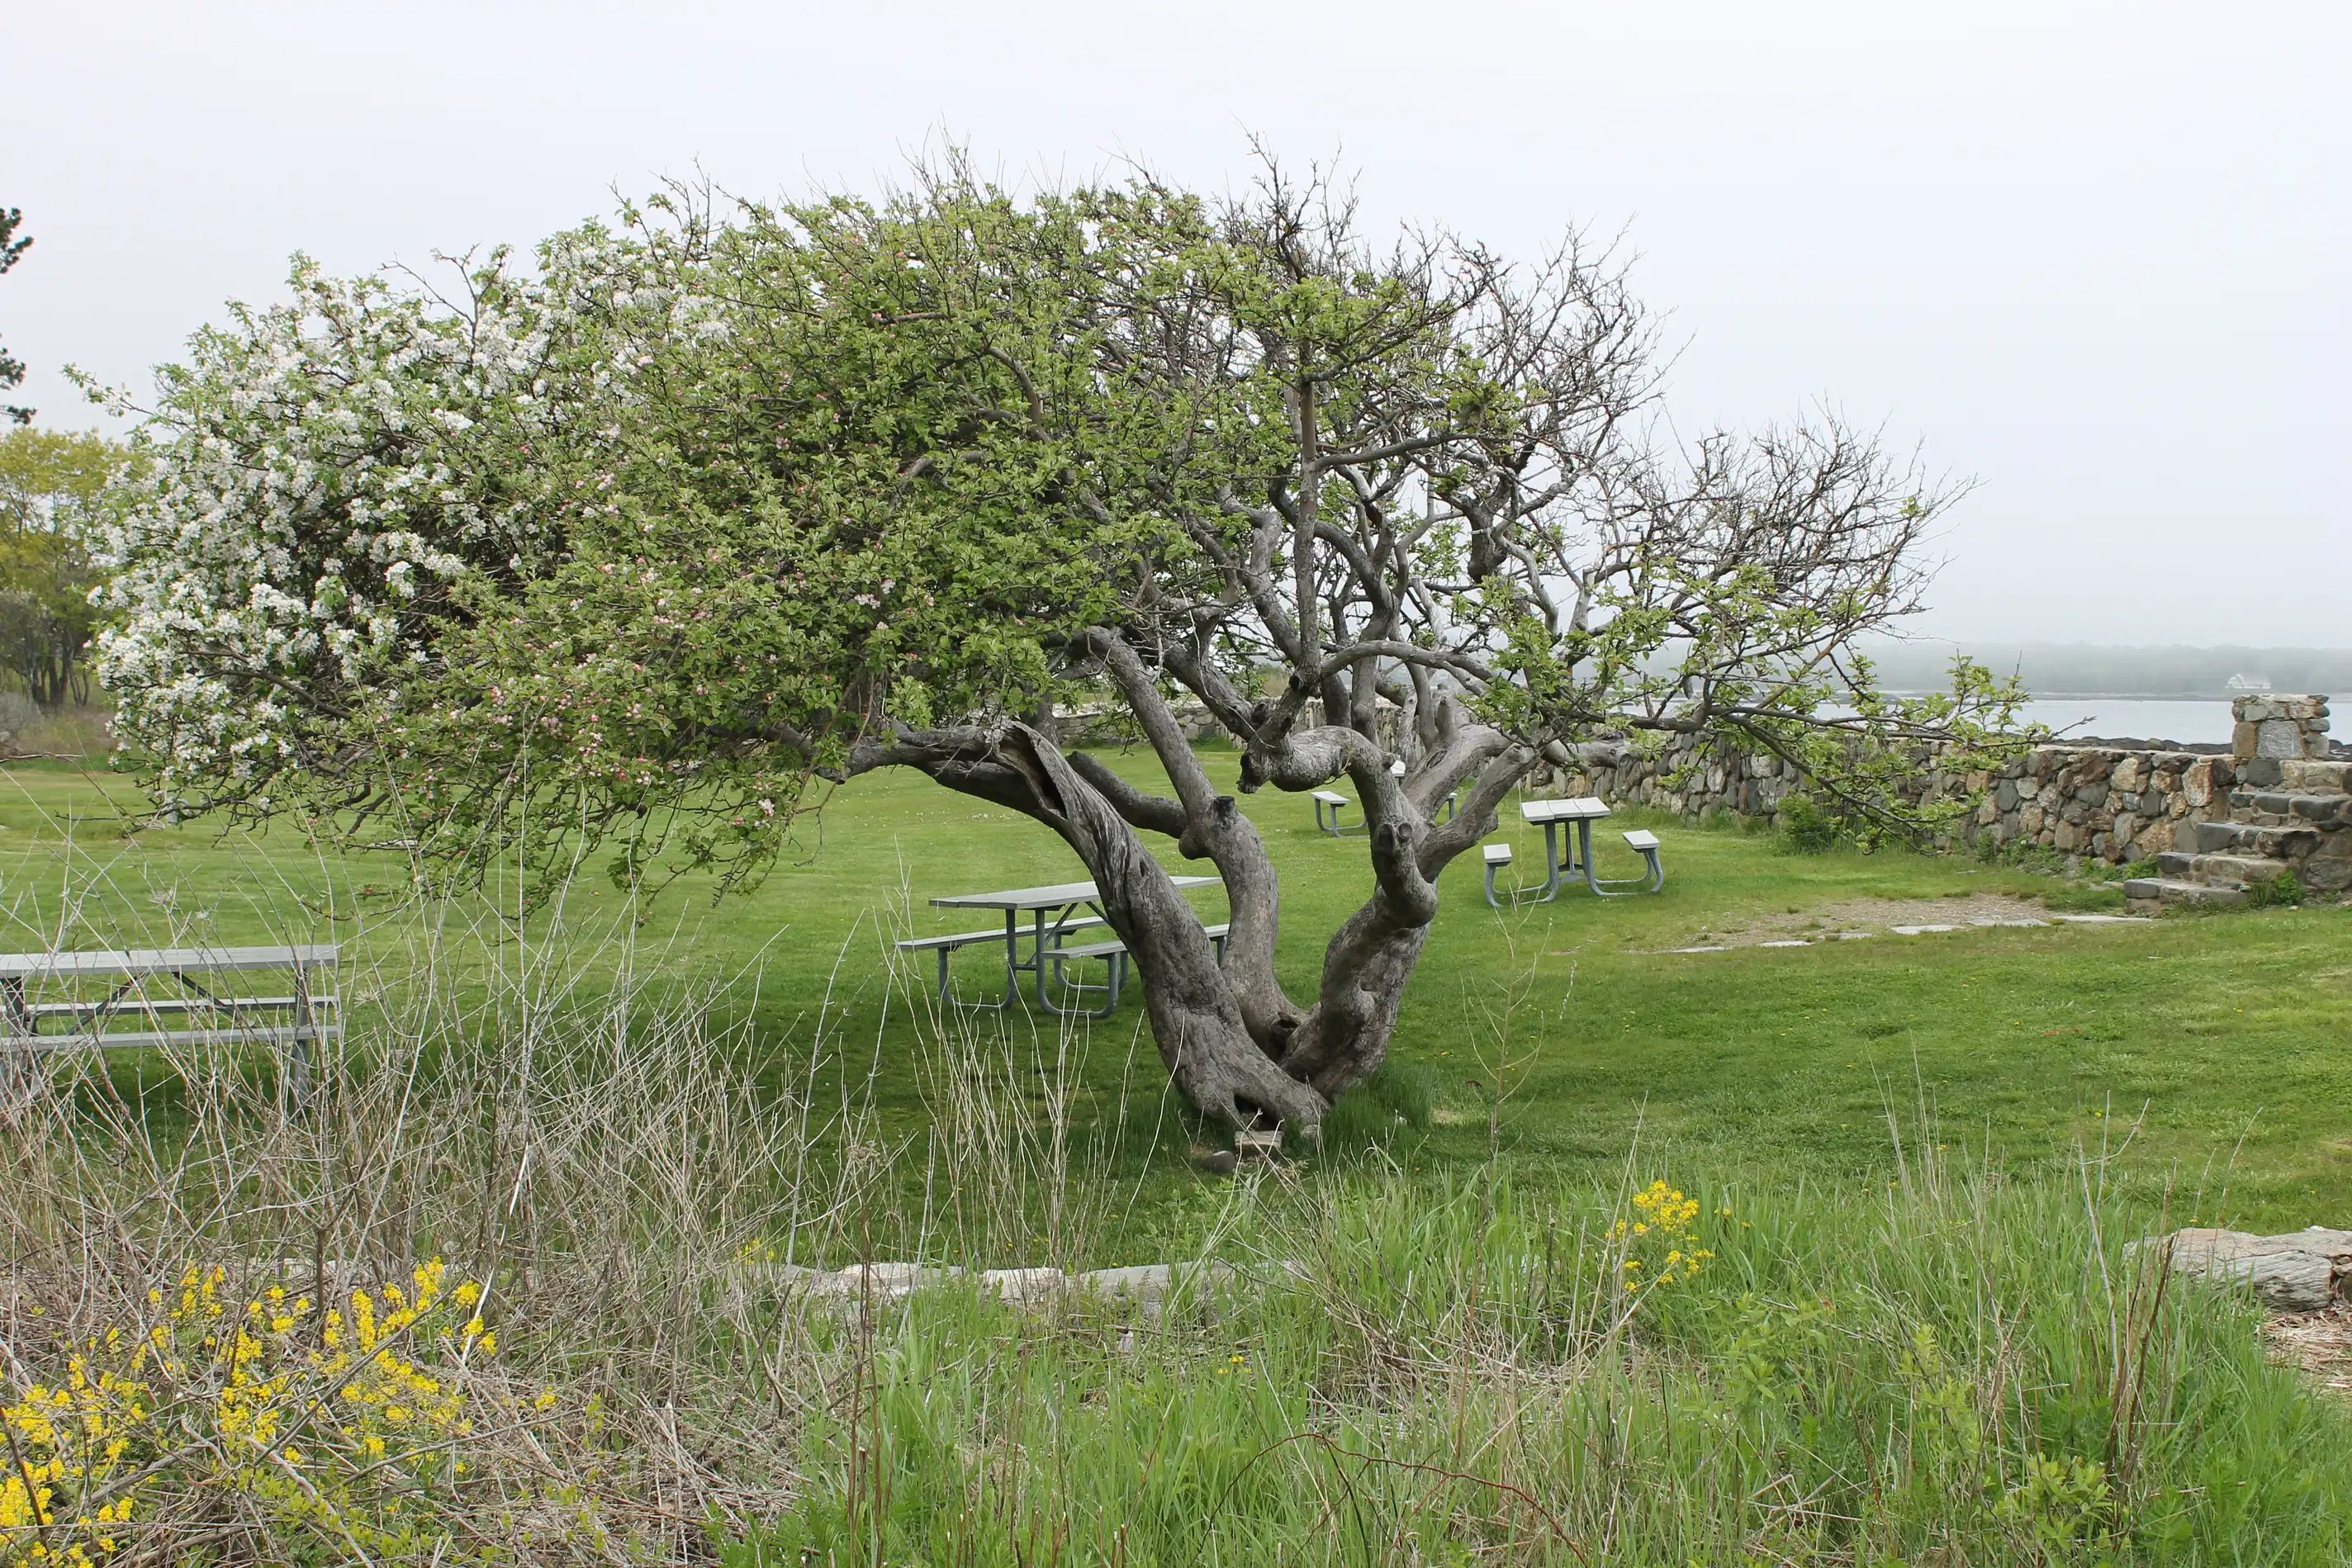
xmin=737 ymin=1153 xmax=2352 ymax=1566
xmin=1 ymin=848 xmax=2348 ymax=1563
xmin=2 ymin=890 xmax=893 ymax=1558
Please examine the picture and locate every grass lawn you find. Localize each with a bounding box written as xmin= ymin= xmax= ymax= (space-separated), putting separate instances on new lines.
xmin=12 ymin=747 xmax=2352 ymax=1564
xmin=5 ymin=745 xmax=2349 ymax=1236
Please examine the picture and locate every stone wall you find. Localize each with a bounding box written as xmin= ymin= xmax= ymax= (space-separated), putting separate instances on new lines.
xmin=1970 ymin=747 xmax=2253 ymax=864
xmin=1058 ymin=687 xmax=2346 ymax=894
xmin=2232 ymin=694 xmax=2335 ymax=761
xmin=1544 ymin=695 xmax=2347 ymax=888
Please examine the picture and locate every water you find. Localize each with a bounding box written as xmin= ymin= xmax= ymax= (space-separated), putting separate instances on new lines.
xmin=2010 ymin=698 xmax=2233 ymax=746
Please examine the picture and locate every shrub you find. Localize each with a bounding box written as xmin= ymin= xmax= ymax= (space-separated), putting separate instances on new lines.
xmin=0 ymin=689 xmax=36 ymax=741
xmin=1 ymin=1261 xmax=526 ymax=1562
xmin=2246 ymin=870 xmax=2302 ymax=908
xmin=2045 ymin=879 xmax=2128 ymax=913
xmin=1778 ymin=793 xmax=1840 ymax=854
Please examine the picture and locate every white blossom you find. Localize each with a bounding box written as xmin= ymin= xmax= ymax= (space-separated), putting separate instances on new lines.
xmin=98 ymin=239 xmax=651 ymax=810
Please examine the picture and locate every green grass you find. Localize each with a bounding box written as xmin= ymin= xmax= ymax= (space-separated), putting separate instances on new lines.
xmin=5 ymin=746 xmax=2350 ymax=1239
xmin=730 ymin=1165 xmax=2352 ymax=1566
xmin=11 ymin=751 xmax=2352 ymax=1564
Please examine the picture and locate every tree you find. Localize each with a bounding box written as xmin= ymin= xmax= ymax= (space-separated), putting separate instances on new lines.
xmin=0 ymin=207 xmax=31 ymax=425
xmin=0 ymin=427 xmax=123 ymax=705
xmin=95 ymin=162 xmax=2022 ymax=1129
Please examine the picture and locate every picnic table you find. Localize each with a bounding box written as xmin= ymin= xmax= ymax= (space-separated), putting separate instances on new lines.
xmin=1310 ymin=761 xmax=1458 ymax=836
xmin=1 ymin=944 xmax=339 ymax=1114
xmin=1493 ymin=797 xmax=1612 ymax=905
xmin=1483 ymin=798 xmax=1666 ymax=906
xmin=912 ymin=877 xmax=1226 ymax=1019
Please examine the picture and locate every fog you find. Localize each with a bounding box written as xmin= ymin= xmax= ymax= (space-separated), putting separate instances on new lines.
xmin=4 ymin=1 xmax=2343 ymax=644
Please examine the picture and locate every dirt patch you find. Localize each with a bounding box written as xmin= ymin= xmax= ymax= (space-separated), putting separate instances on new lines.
xmin=1646 ymin=892 xmax=2079 ymax=952
xmin=2264 ymin=1305 xmax=2352 ymax=1399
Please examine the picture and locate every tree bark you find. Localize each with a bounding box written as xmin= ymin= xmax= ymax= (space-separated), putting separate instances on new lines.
xmin=880 ymin=675 xmax=1537 ymax=1130
xmin=1088 ymin=638 xmax=1305 ymax=1056
xmin=912 ymin=722 xmax=1327 ymax=1129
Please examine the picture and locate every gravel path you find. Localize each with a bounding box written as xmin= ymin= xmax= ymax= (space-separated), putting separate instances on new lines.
xmin=1640 ymin=893 xmax=2148 ymax=954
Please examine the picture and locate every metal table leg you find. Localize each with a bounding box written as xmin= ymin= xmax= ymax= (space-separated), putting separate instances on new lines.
xmin=935 ymin=911 xmax=1023 ymax=1011
xmin=1033 ymin=902 xmax=1121 ymax=1020
xmin=1582 ymin=823 xmax=1660 ymax=896
xmin=287 ymin=963 xmax=317 ymax=1113
xmin=1489 ymin=822 xmax=1568 ymax=907
xmin=1534 ymin=822 xmax=1565 ymax=902
xmin=1 ymin=976 xmax=33 ymax=1120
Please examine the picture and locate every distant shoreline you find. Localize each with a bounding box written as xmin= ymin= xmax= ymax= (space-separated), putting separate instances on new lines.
xmin=1888 ymin=689 xmax=2319 ymax=702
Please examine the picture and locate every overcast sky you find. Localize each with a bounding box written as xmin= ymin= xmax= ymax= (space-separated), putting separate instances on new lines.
xmin=6 ymin=1 xmax=2344 ymax=646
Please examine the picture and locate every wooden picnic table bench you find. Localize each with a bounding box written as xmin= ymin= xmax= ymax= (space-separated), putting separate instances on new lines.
xmin=0 ymin=944 xmax=339 ymax=1113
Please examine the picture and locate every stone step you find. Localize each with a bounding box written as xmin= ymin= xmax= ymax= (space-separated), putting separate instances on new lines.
xmin=2155 ymin=850 xmax=2290 ymax=886
xmin=2280 ymin=760 xmax=2351 ymax=793
xmin=2226 ymin=789 xmax=2352 ymax=826
xmin=2124 ymin=877 xmax=2246 ymax=910
xmin=2193 ymin=820 xmax=2325 ymax=858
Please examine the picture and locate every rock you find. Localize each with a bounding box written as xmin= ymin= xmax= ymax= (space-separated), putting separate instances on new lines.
xmin=979 ymin=1267 xmax=1068 ymax=1304
xmin=2239 ymin=758 xmax=2284 ymax=789
xmin=1076 ymin=1261 xmax=1250 ymax=1319
xmin=831 ymin=1262 xmax=950 ymax=1301
xmin=2152 ymin=1227 xmax=2352 ymax=1312
xmin=743 ymin=1256 xmax=1298 ymax=1321
xmin=1079 ymin=1263 xmax=1176 ymax=1303
xmin=1235 ymin=1130 xmax=1283 ymax=1165
xmin=2303 ymin=836 xmax=2352 ymax=893
xmin=2257 ymin=720 xmax=2307 ymax=760
xmin=751 ymin=1261 xmax=951 ymax=1305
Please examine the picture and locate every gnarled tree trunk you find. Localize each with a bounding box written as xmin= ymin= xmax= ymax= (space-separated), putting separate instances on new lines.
xmin=884 ymin=639 xmax=1532 ymax=1130
xmin=894 ymin=719 xmax=1328 ymax=1127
